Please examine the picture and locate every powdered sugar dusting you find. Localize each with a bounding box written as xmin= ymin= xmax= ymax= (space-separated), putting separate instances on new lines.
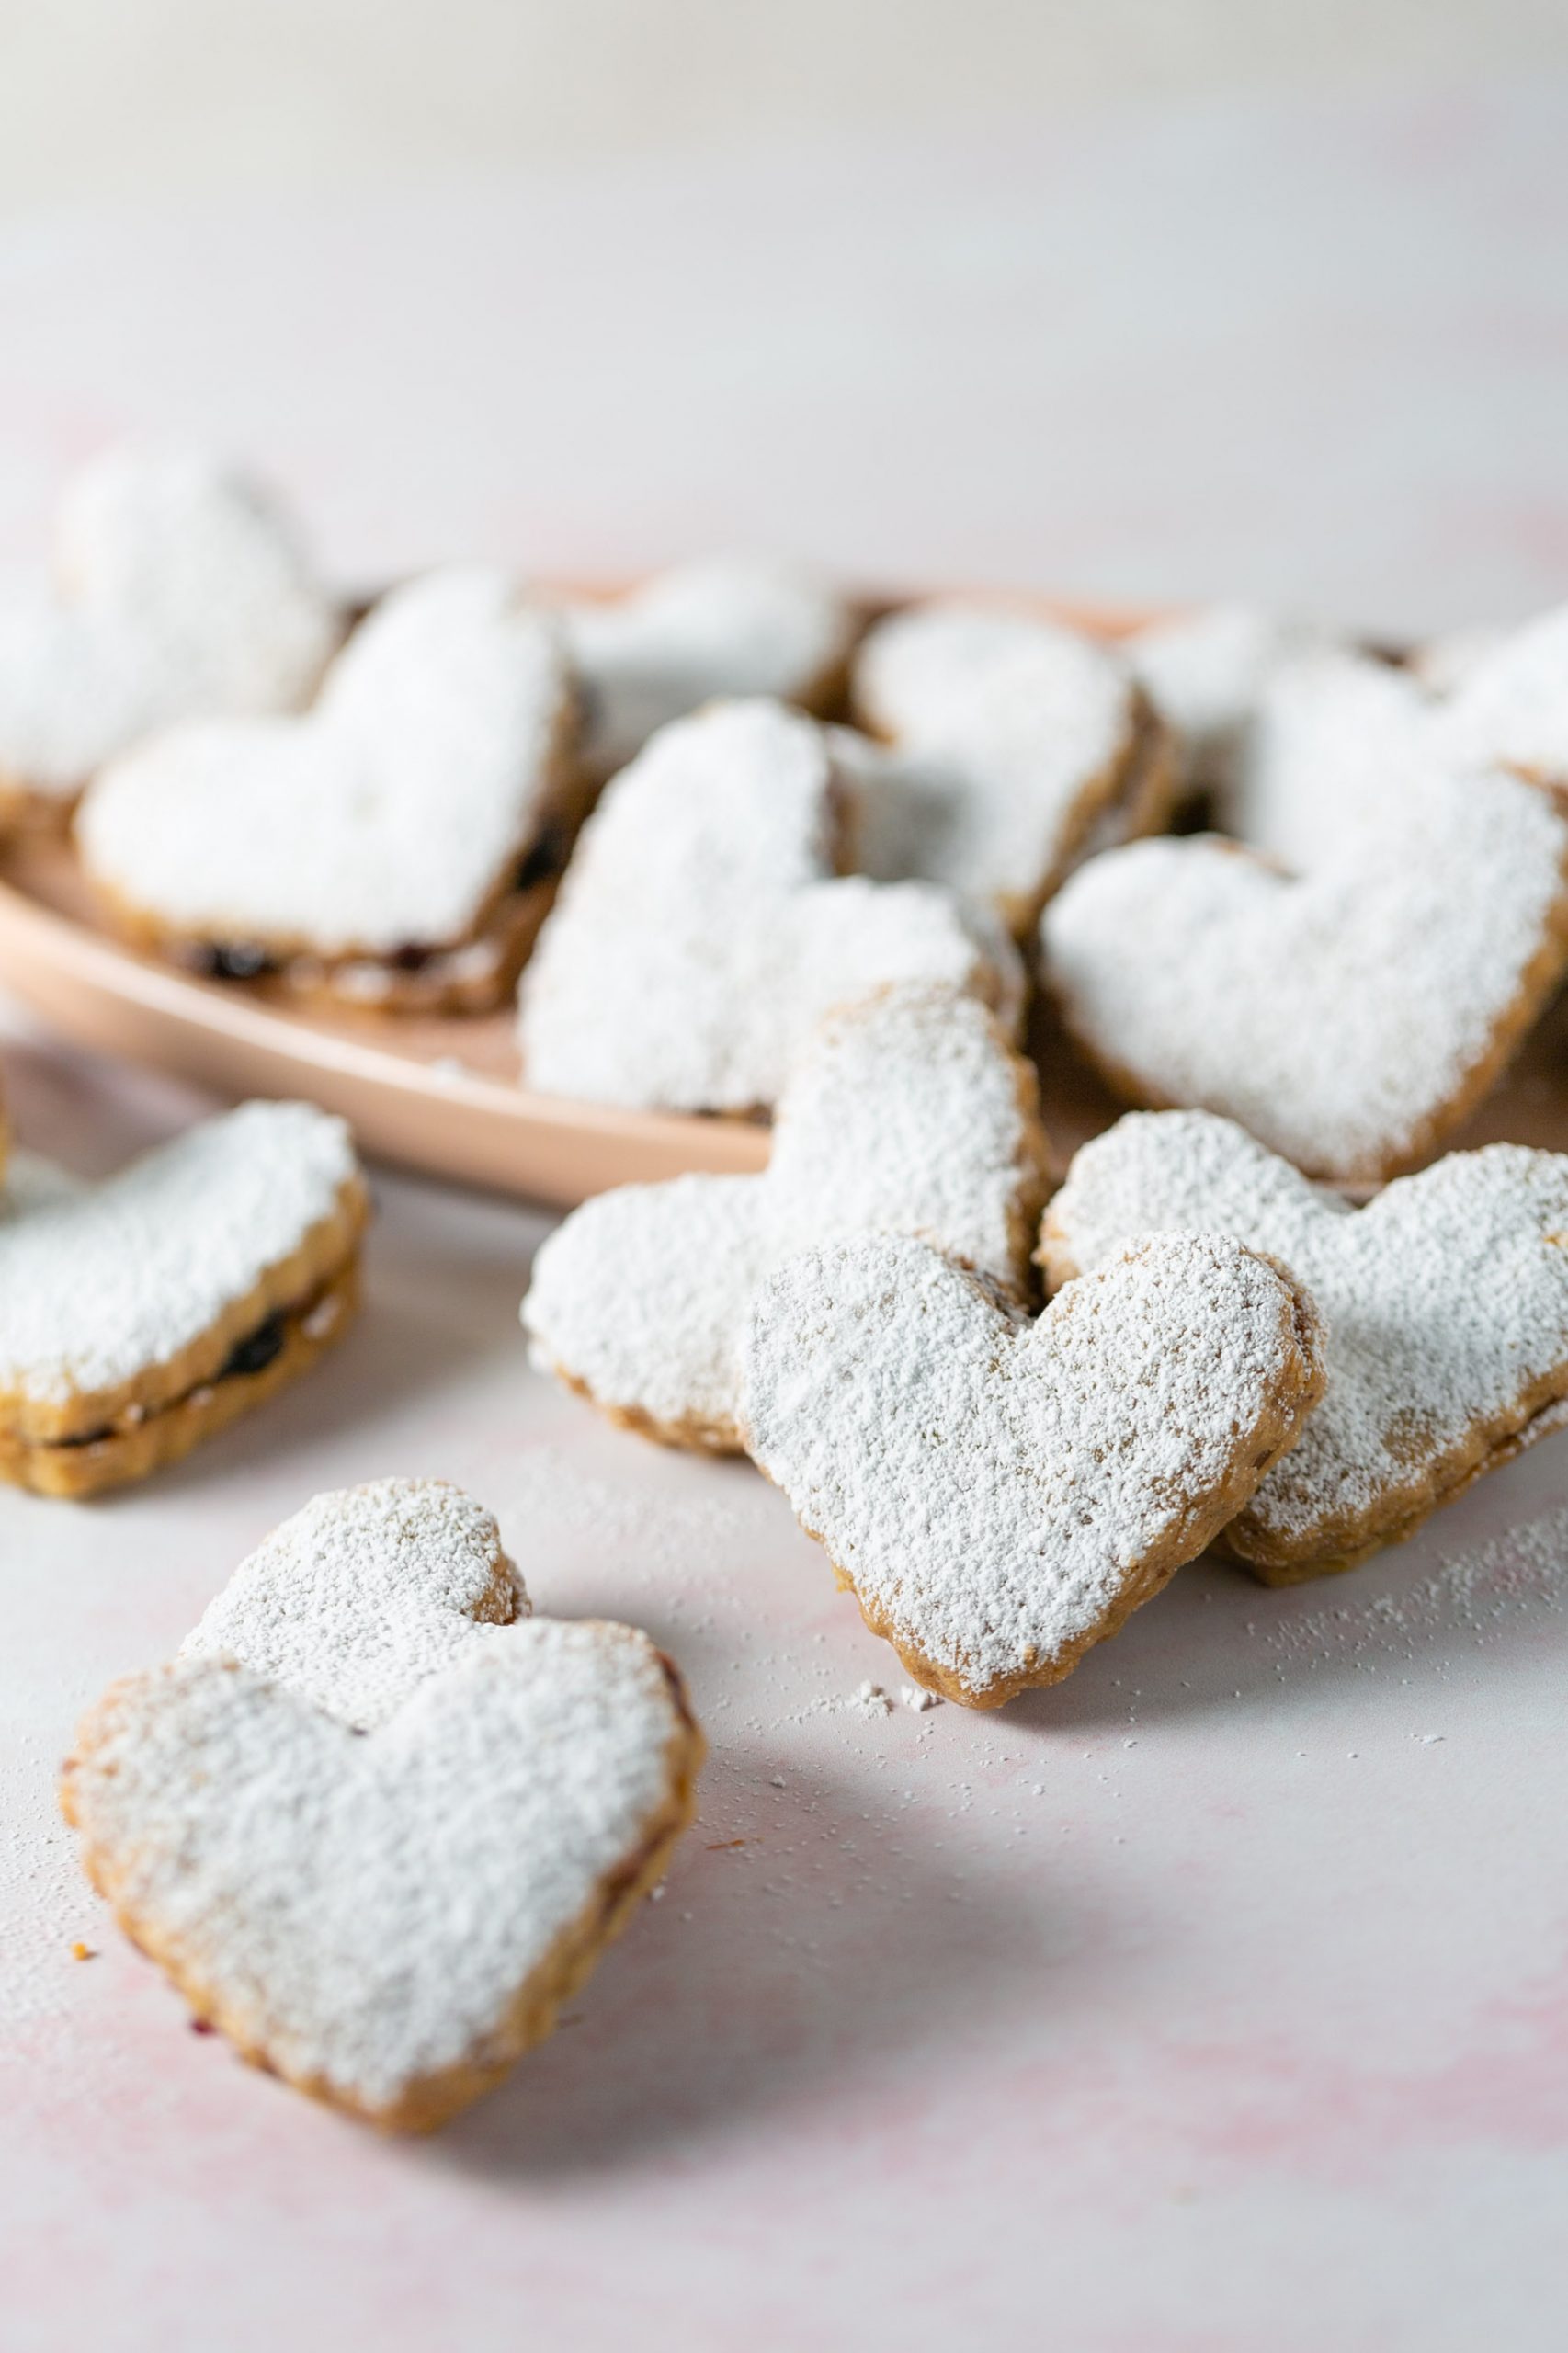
xmin=517 ymin=698 xmax=1021 ymax=1111
xmin=1041 ymin=760 xmax=1568 ymax=1181
xmin=523 ymin=983 xmax=1045 ymax=1443
xmin=1126 ymin=603 xmax=1320 ymax=795
xmin=560 ymin=556 xmax=856 ymax=779
xmin=0 ymin=1100 xmax=358 ymax=1407
xmin=1043 ymin=1110 xmax=1568 ymax=1568
xmin=742 ymin=1229 xmax=1322 ymax=1703
xmin=1436 ymin=601 xmax=1568 ymax=781
xmin=78 ymin=568 xmax=573 ymax=955
xmin=848 ymin=602 xmax=1135 ymax=914
xmin=0 ymin=446 xmax=338 ymax=796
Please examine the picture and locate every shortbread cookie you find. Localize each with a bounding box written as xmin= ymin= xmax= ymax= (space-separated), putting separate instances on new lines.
xmin=0 ymin=446 xmax=338 ymax=825
xmin=741 ymin=1230 xmax=1324 ymax=1706
xmin=1407 ymin=623 xmax=1507 ymax=699
xmin=62 ymin=1478 xmax=702 ymax=2131
xmin=849 ymin=601 xmax=1159 ymax=931
xmin=1041 ymin=1110 xmax=1568 ymax=1582
xmin=1434 ymin=601 xmax=1568 ymax=783
xmin=524 ymin=983 xmax=1049 ymax=1450
xmin=0 ymin=1099 xmax=367 ymax=1496
xmin=560 ymin=557 xmax=859 ymax=779
xmin=517 ymin=697 xmax=1023 ymax=1112
xmin=75 ymin=568 xmax=579 ymax=1015
xmin=1041 ymin=757 xmax=1568 ymax=1183
xmin=1212 ymin=647 xmax=1432 ymax=867
xmin=1126 ymin=605 xmax=1324 ymax=801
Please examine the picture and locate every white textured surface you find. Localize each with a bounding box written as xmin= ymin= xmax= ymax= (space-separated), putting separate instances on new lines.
xmin=67 ymin=1614 xmax=688 ymax=2117
xmin=1125 ymin=604 xmax=1320 ymax=795
xmin=0 ymin=1099 xmax=357 ymax=1405
xmin=523 ymin=985 xmax=1041 ymax=1442
xmin=183 ymin=1478 xmax=527 ymax=1729
xmin=560 ymin=558 xmax=857 ymax=778
xmin=848 ymin=601 xmax=1135 ymax=911
xmin=518 ymin=699 xmax=1020 ymax=1109
xmin=742 ymin=1230 xmax=1318 ymax=1702
xmin=0 ymin=446 xmax=338 ymax=796
xmin=1042 ymin=762 xmax=1568 ymax=1180
xmin=1043 ymin=1111 xmax=1568 ymax=1563
xmin=76 ymin=568 xmax=571 ymax=955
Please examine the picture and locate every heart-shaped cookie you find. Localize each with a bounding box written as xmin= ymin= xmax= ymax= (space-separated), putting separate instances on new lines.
xmin=1041 ymin=1109 xmax=1568 ymax=1583
xmin=524 ymin=983 xmax=1049 ymax=1449
xmin=741 ymin=1229 xmax=1324 ymax=1707
xmin=1040 ymin=757 xmax=1568 ymax=1183
xmin=0 ymin=446 xmax=338 ymax=824
xmin=1432 ymin=600 xmax=1568 ymax=783
xmin=1126 ymin=604 xmax=1329 ymax=801
xmin=848 ymin=601 xmax=1165 ymax=932
xmin=0 ymin=1099 xmax=367 ymax=1496
xmin=517 ymin=697 xmax=1023 ymax=1111
xmin=62 ymin=1478 xmax=703 ymax=2131
xmin=559 ymin=556 xmax=859 ymax=780
xmin=76 ymin=568 xmax=580 ymax=1014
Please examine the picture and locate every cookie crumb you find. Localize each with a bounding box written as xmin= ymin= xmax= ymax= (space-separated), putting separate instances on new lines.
xmin=900 ymin=1685 xmax=943 ymax=1712
xmin=850 ymin=1680 xmax=893 ymax=1718
xmin=70 ymin=1941 xmax=95 ymax=1961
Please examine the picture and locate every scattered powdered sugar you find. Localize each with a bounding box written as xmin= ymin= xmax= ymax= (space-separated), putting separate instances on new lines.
xmin=64 ymin=1618 xmax=691 ymax=2120
xmin=741 ymin=1228 xmax=1321 ymax=1704
xmin=0 ymin=446 xmax=338 ymax=796
xmin=900 ymin=1685 xmax=943 ymax=1712
xmin=0 ymin=1100 xmax=358 ymax=1407
xmin=1040 ymin=759 xmax=1568 ymax=1182
xmin=1043 ymin=1110 xmax=1568 ymax=1570
xmin=523 ymin=983 xmax=1046 ymax=1444
xmin=558 ymin=556 xmax=858 ymax=779
xmin=77 ymin=567 xmax=573 ymax=956
xmin=847 ymin=602 xmax=1135 ymax=916
xmin=182 ymin=1480 xmax=528 ymax=1731
xmin=517 ymin=698 xmax=1021 ymax=1111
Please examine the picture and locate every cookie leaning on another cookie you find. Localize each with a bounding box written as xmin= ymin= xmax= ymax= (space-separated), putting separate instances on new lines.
xmin=62 ymin=1478 xmax=703 ymax=2132
xmin=847 ymin=600 xmax=1170 ymax=933
xmin=558 ymin=556 xmax=860 ymax=782
xmin=76 ymin=568 xmax=580 ymax=1016
xmin=0 ymin=445 xmax=339 ymax=829
xmin=1041 ymin=1108 xmax=1568 ymax=1583
xmin=1041 ymin=754 xmax=1568 ymax=1185
xmin=0 ymin=1099 xmax=367 ymax=1497
xmin=517 ymin=697 xmax=1023 ymax=1113
xmin=524 ymin=983 xmax=1050 ymax=1450
xmin=741 ymin=1229 xmax=1325 ymax=1708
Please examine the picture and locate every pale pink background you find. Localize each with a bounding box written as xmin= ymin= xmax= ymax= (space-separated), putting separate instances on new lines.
xmin=3 ymin=84 xmax=1568 ymax=2353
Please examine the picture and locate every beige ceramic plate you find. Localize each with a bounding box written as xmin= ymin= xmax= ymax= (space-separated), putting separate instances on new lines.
xmin=0 ymin=590 xmax=1563 ymax=1207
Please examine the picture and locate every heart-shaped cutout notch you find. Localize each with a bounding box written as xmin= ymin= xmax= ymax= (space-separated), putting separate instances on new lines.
xmin=741 ymin=1230 xmax=1324 ymax=1707
xmin=62 ymin=1479 xmax=704 ymax=2131
xmin=76 ymin=568 xmax=580 ymax=1015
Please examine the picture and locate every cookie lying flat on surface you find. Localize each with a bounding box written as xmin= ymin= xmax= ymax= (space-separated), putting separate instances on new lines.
xmin=1041 ymin=1111 xmax=1568 ymax=1583
xmin=1433 ymin=601 xmax=1568 ymax=784
xmin=1207 ymin=646 xmax=1433 ymax=869
xmin=62 ymin=1477 xmax=703 ymax=2132
xmin=1040 ymin=756 xmax=1568 ymax=1184
xmin=524 ymin=983 xmax=1049 ymax=1450
xmin=76 ymin=568 xmax=579 ymax=1015
xmin=741 ymin=1230 xmax=1324 ymax=1708
xmin=849 ymin=601 xmax=1165 ymax=932
xmin=0 ymin=1099 xmax=366 ymax=1496
xmin=517 ymin=697 xmax=1022 ymax=1112
xmin=0 ymin=446 xmax=338 ymax=826
xmin=559 ymin=556 xmax=859 ymax=780
xmin=1125 ymin=604 xmax=1326 ymax=801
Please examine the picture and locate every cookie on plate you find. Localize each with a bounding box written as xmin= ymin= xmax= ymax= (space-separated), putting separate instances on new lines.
xmin=517 ymin=697 xmax=1023 ymax=1112
xmin=0 ymin=1099 xmax=367 ymax=1496
xmin=524 ymin=983 xmax=1049 ymax=1449
xmin=742 ymin=1229 xmax=1324 ymax=1707
xmin=0 ymin=446 xmax=338 ymax=828
xmin=62 ymin=1477 xmax=703 ymax=2131
xmin=560 ymin=556 xmax=860 ymax=781
xmin=1041 ymin=1108 xmax=1568 ymax=1583
xmin=1040 ymin=749 xmax=1568 ymax=1185
xmin=848 ymin=600 xmax=1170 ymax=932
xmin=75 ymin=568 xmax=580 ymax=1014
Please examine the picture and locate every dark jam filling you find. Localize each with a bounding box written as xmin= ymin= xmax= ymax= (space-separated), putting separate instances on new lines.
xmin=50 ymin=1308 xmax=294 ymax=1449
xmin=514 ymin=822 xmax=570 ymax=894
xmin=184 ymin=941 xmax=278 ymax=983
